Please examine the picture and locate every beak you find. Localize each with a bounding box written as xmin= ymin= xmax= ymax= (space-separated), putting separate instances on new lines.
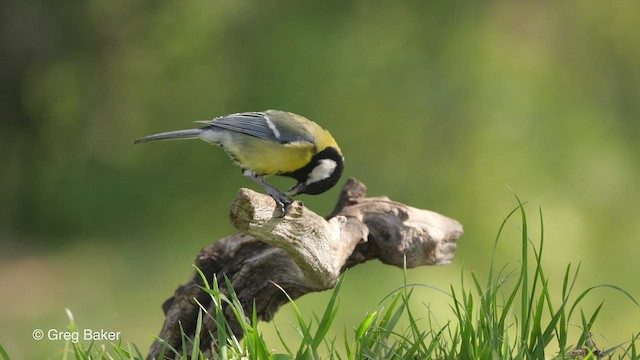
xmin=287 ymin=182 xmax=306 ymax=196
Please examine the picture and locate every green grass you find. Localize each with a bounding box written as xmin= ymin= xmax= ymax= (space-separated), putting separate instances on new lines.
xmin=1 ymin=200 xmax=638 ymax=359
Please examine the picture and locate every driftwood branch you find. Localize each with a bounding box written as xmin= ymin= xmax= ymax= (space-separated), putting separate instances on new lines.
xmin=148 ymin=178 xmax=463 ymax=359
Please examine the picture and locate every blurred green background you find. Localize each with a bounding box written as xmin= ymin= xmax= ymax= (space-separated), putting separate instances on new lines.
xmin=2 ymin=1 xmax=639 ymax=358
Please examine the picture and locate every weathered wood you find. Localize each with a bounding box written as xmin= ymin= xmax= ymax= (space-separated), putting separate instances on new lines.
xmin=147 ymin=178 xmax=463 ymax=359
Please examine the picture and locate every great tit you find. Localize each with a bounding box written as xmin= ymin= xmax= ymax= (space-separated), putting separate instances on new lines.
xmin=134 ymin=110 xmax=344 ymax=216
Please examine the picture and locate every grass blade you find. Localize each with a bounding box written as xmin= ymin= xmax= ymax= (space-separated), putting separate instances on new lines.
xmin=0 ymin=344 xmax=10 ymax=360
xmin=312 ymin=277 xmax=344 ymax=350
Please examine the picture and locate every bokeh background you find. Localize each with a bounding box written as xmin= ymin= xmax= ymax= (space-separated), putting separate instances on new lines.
xmin=2 ymin=1 xmax=639 ymax=358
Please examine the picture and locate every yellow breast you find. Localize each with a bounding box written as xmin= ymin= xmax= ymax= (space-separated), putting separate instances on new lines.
xmin=223 ymin=138 xmax=315 ymax=176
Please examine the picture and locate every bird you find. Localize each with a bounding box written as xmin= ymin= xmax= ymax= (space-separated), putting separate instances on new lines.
xmin=133 ymin=110 xmax=344 ymax=216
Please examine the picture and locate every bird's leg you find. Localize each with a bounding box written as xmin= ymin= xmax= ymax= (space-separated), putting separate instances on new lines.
xmin=242 ymin=170 xmax=293 ymax=217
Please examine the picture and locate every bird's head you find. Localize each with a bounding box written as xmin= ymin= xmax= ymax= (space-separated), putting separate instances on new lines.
xmin=286 ymin=147 xmax=344 ymax=196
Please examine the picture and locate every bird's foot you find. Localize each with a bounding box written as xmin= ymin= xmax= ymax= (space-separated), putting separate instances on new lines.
xmin=242 ymin=170 xmax=294 ymax=218
xmin=271 ymin=193 xmax=293 ymax=218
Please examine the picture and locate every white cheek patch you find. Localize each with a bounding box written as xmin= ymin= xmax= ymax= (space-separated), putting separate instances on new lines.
xmin=306 ymin=159 xmax=337 ymax=185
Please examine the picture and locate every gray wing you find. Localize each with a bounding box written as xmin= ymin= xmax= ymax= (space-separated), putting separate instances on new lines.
xmin=196 ymin=112 xmax=311 ymax=144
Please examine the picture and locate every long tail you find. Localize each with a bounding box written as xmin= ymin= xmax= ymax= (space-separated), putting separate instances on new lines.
xmin=133 ymin=129 xmax=203 ymax=144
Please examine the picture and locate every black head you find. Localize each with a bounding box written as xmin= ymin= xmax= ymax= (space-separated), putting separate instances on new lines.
xmin=285 ymin=147 xmax=344 ymax=196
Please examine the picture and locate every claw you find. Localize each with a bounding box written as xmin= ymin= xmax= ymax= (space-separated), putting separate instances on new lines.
xmin=271 ymin=193 xmax=293 ymax=218
xmin=243 ymin=170 xmax=294 ymax=218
